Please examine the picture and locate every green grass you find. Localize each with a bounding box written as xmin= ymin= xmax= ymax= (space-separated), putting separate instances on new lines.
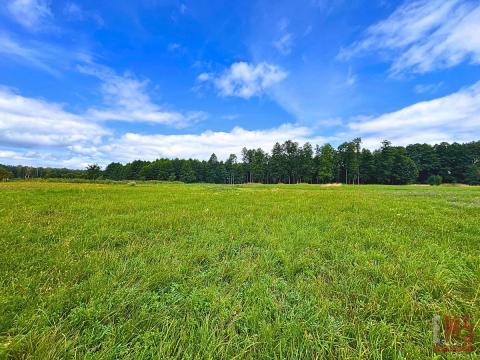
xmin=0 ymin=182 xmax=479 ymax=359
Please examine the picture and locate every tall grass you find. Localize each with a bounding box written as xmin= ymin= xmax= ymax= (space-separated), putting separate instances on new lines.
xmin=0 ymin=182 xmax=479 ymax=358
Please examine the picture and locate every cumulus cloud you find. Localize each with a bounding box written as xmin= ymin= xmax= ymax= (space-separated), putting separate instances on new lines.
xmin=0 ymin=86 xmax=107 ymax=149
xmin=6 ymin=0 xmax=52 ymax=30
xmin=79 ymin=65 xmax=207 ymax=127
xmin=0 ymin=102 xmax=326 ymax=167
xmin=0 ymin=86 xmax=116 ymax=168
xmin=199 ymin=62 xmax=288 ymax=99
xmin=340 ymin=0 xmax=480 ymax=74
xmin=348 ymin=81 xmax=480 ymax=146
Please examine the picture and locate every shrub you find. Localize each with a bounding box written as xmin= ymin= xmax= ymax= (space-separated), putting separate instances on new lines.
xmin=427 ymin=175 xmax=442 ymax=186
xmin=0 ymin=167 xmax=12 ymax=181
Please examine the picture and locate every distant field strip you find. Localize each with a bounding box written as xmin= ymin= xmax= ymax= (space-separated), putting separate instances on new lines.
xmin=0 ymin=182 xmax=479 ymax=358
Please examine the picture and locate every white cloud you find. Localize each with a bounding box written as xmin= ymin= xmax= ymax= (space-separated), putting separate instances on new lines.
xmin=0 ymin=87 xmax=112 ymax=168
xmin=0 ymin=38 xmax=199 ymax=128
xmin=348 ymin=81 xmax=480 ymax=145
xmin=0 ymin=90 xmax=326 ymax=166
xmin=0 ymin=86 xmax=107 ymax=149
xmin=273 ymin=33 xmax=294 ymax=55
xmin=201 ymin=62 xmax=288 ymax=99
xmin=79 ymin=65 xmax=207 ymax=128
xmin=197 ymin=72 xmax=211 ymax=82
xmin=6 ymin=0 xmax=52 ymax=30
xmin=340 ymin=0 xmax=480 ymax=74
xmin=4 ymin=81 xmax=480 ymax=168
xmin=102 ymin=124 xmax=326 ymax=162
xmin=0 ymin=148 xmax=99 ymax=169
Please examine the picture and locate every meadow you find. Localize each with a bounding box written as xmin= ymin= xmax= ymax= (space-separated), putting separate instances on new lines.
xmin=0 ymin=181 xmax=479 ymax=359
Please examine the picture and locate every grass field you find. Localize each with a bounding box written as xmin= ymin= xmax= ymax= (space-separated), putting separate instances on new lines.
xmin=0 ymin=181 xmax=479 ymax=359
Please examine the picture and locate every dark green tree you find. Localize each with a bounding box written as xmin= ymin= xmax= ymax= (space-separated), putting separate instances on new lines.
xmin=427 ymin=175 xmax=442 ymax=186
xmin=85 ymin=164 xmax=102 ymax=180
xmin=269 ymin=142 xmax=286 ymax=183
xmin=406 ymin=143 xmax=439 ymax=183
xmin=0 ymin=167 xmax=13 ymax=181
xmin=225 ymin=154 xmax=238 ymax=184
xmin=359 ymin=149 xmax=376 ymax=184
xmin=299 ymin=142 xmax=314 ymax=183
xmin=316 ymin=144 xmax=336 ymax=183
xmin=465 ymin=163 xmax=480 ymax=185
xmin=105 ymin=162 xmax=124 ymax=180
xmin=337 ymin=141 xmax=356 ymax=184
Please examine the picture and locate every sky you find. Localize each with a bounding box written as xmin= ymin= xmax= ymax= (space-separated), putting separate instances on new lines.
xmin=0 ymin=0 xmax=479 ymax=168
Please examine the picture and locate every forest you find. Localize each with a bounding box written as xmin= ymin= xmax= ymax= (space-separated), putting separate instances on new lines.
xmin=2 ymin=139 xmax=480 ymax=185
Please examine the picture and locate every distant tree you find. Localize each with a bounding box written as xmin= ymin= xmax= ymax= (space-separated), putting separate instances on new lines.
xmin=406 ymin=143 xmax=439 ymax=183
xmin=251 ymin=149 xmax=267 ymax=183
xmin=391 ymin=151 xmax=418 ymax=184
xmin=139 ymin=162 xmax=157 ymax=180
xmin=374 ymin=141 xmax=394 ymax=184
xmin=241 ymin=147 xmax=253 ymax=183
xmin=269 ymin=142 xmax=286 ymax=183
xmin=316 ymin=144 xmax=336 ymax=183
xmin=225 ymin=154 xmax=238 ymax=184
xmin=359 ymin=148 xmax=376 ymax=184
xmin=337 ymin=141 xmax=356 ymax=184
xmin=283 ymin=140 xmax=300 ymax=183
xmin=352 ymin=137 xmax=362 ymax=184
xmin=427 ymin=175 xmax=442 ymax=186
xmin=465 ymin=164 xmax=480 ymax=185
xmin=433 ymin=142 xmax=471 ymax=183
xmin=85 ymin=164 xmax=102 ymax=180
xmin=180 ymin=160 xmax=197 ymax=183
xmin=373 ymin=142 xmax=419 ymax=184
xmin=299 ymin=142 xmax=314 ymax=183
xmin=105 ymin=162 xmax=124 ymax=180
xmin=124 ymin=160 xmax=148 ymax=180
xmin=5 ymin=138 xmax=480 ymax=185
xmin=207 ymin=153 xmax=224 ymax=183
xmin=0 ymin=167 xmax=12 ymax=181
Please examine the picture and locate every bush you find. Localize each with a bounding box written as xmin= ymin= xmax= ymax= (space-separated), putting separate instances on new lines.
xmin=0 ymin=167 xmax=13 ymax=181
xmin=427 ymin=175 xmax=442 ymax=186
xmin=466 ymin=164 xmax=480 ymax=185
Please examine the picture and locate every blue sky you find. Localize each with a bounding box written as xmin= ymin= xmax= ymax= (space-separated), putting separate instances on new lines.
xmin=0 ymin=0 xmax=479 ymax=168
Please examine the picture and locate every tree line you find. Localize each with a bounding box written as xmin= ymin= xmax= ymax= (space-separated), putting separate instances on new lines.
xmin=1 ymin=139 xmax=480 ymax=185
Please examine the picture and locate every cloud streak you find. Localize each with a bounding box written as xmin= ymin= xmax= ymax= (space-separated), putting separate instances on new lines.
xmin=79 ymin=65 xmax=207 ymax=128
xmin=6 ymin=0 xmax=52 ymax=30
xmin=340 ymin=0 xmax=480 ymax=74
